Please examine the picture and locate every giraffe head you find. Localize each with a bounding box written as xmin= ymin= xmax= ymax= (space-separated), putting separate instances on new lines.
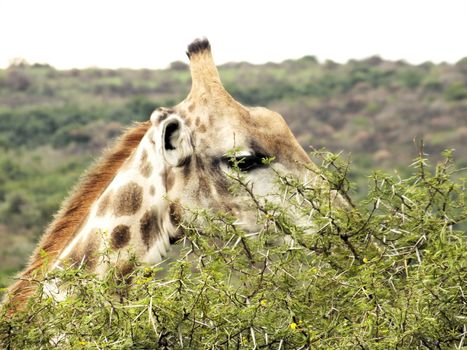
xmin=5 ymin=39 xmax=319 ymax=309
xmin=145 ymin=39 xmax=311 ymax=235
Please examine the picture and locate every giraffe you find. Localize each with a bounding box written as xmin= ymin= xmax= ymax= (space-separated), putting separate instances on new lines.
xmin=4 ymin=39 xmax=339 ymax=310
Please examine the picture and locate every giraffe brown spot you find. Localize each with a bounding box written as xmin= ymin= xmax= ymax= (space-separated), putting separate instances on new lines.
xmin=119 ymin=261 xmax=135 ymax=277
xmin=195 ymin=155 xmax=205 ymax=171
xmin=195 ymin=116 xmax=201 ymax=127
xmin=140 ymin=161 xmax=153 ymax=178
xmin=113 ymin=182 xmax=143 ymax=216
xmin=213 ymin=168 xmax=230 ymax=196
xmin=185 ymin=118 xmax=192 ymax=127
xmin=192 ymin=156 xmax=209 ymax=195
xmin=74 ymin=229 xmax=101 ymax=270
xmin=169 ymin=202 xmax=182 ymax=226
xmin=198 ymin=174 xmax=210 ymax=196
xmin=141 ymin=150 xmax=148 ymax=162
xmin=183 ymin=156 xmax=192 ymax=179
xmin=117 ymin=261 xmax=135 ymax=284
xmin=140 ymin=207 xmax=160 ymax=249
xmin=65 ymin=248 xmax=82 ymax=268
xmin=188 ymin=103 xmax=195 ymax=112
xmin=110 ymin=225 xmax=131 ymax=250
xmin=139 ymin=150 xmax=153 ymax=178
xmin=165 ymin=169 xmax=175 ymax=191
xmin=149 ymin=185 xmax=155 ymax=196
xmin=97 ymin=190 xmax=113 ymax=217
xmin=169 ymin=202 xmax=184 ymax=244
xmin=198 ymin=124 xmax=207 ymax=133
xmin=66 ymin=229 xmax=101 ymax=270
xmin=115 ymin=261 xmax=136 ymax=296
xmin=140 ymin=162 xmax=152 ymax=177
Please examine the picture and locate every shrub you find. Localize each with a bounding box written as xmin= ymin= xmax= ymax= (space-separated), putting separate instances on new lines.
xmin=1 ymin=150 xmax=465 ymax=349
xmin=444 ymin=82 xmax=467 ymax=101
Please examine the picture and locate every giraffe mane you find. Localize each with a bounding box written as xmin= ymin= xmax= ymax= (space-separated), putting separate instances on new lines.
xmin=5 ymin=121 xmax=151 ymax=309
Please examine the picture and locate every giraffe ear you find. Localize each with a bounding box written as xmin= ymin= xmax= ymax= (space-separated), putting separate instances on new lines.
xmin=161 ymin=117 xmax=192 ymax=167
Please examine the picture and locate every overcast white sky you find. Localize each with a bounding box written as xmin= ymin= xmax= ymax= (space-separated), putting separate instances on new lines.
xmin=0 ymin=0 xmax=466 ymax=69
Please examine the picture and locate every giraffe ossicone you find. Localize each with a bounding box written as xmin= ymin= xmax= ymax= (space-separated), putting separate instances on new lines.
xmin=5 ymin=38 xmax=333 ymax=309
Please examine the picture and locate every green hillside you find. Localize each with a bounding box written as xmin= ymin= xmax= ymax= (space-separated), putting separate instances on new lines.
xmin=0 ymin=56 xmax=466 ymax=288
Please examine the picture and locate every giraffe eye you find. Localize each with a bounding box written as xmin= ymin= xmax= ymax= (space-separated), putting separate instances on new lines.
xmin=222 ymin=154 xmax=267 ymax=172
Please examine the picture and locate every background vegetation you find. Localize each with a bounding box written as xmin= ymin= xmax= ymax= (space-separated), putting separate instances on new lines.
xmin=0 ymin=55 xmax=466 ymax=301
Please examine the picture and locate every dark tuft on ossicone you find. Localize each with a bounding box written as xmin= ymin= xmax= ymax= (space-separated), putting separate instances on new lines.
xmin=186 ymin=38 xmax=211 ymax=58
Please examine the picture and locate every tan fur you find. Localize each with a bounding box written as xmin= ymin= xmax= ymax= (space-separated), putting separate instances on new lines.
xmin=5 ymin=122 xmax=150 ymax=310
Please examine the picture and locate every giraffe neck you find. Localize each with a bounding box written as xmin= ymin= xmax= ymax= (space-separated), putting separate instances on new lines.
xmin=54 ymin=132 xmax=177 ymax=276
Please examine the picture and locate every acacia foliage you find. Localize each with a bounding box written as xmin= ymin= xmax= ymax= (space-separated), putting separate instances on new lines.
xmin=1 ymin=150 xmax=465 ymax=349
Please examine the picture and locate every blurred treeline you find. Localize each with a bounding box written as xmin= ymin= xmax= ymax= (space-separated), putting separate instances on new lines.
xmin=0 ymin=55 xmax=466 ymax=286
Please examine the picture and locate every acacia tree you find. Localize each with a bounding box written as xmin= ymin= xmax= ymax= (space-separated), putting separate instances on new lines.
xmin=1 ymin=150 xmax=465 ymax=349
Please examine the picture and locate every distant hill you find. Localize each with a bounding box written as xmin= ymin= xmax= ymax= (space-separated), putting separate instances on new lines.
xmin=0 ymin=56 xmax=466 ymax=286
